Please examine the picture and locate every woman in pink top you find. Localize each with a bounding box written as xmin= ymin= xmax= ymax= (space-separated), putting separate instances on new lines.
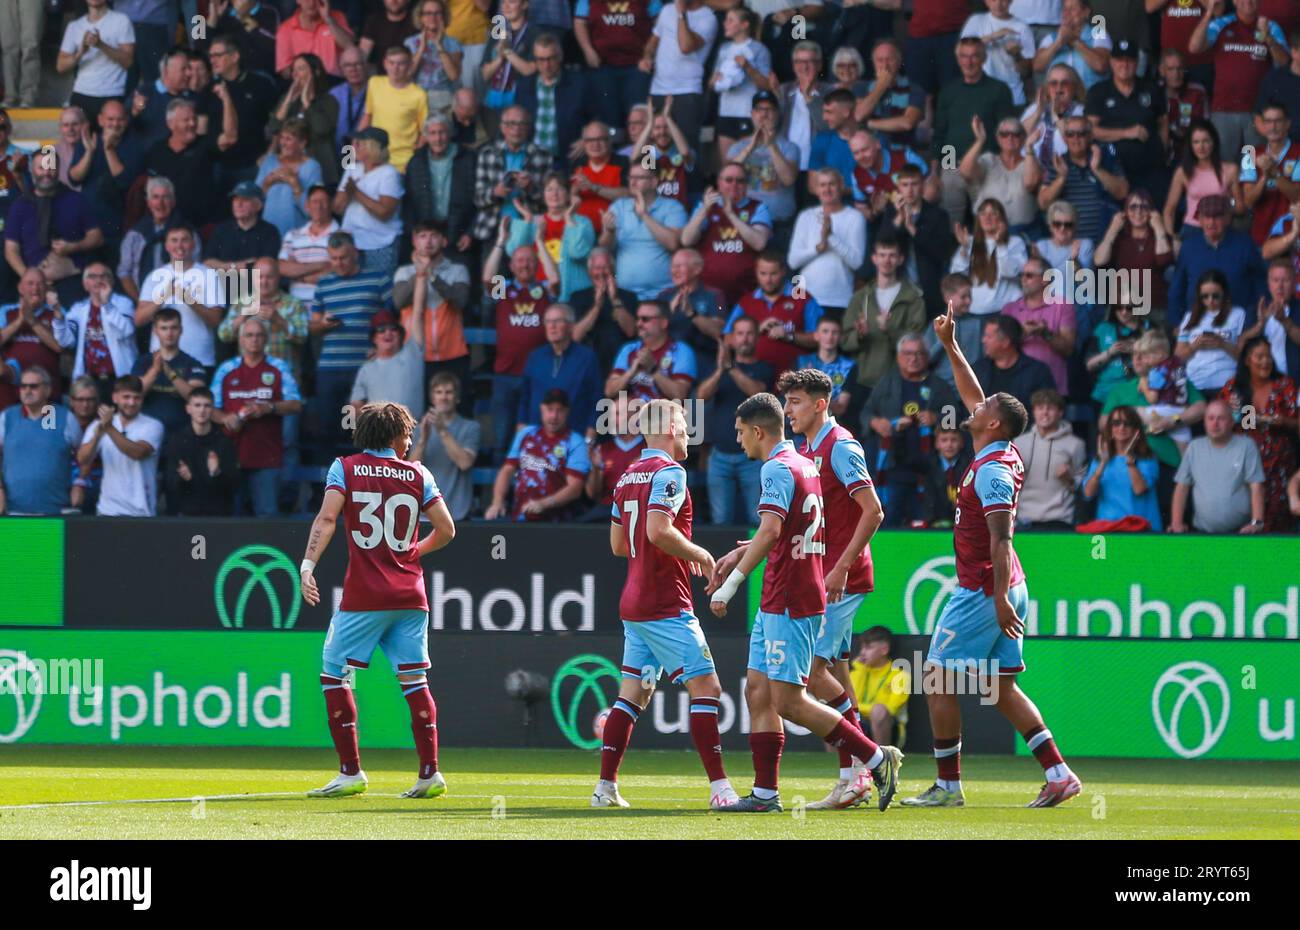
xmin=1163 ymin=119 xmax=1243 ymax=233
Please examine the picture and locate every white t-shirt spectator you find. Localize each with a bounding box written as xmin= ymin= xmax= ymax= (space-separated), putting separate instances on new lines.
xmin=60 ymin=11 xmax=136 ymax=98
xmin=338 ymin=163 xmax=405 ymax=250
xmin=1177 ymin=306 xmax=1246 ymax=391
xmin=1010 ymin=0 xmax=1061 ymax=25
xmin=142 ymin=263 xmax=227 ymax=365
xmin=82 ymin=412 xmax=165 ymax=516
xmin=279 ymin=219 xmax=339 ymax=302
xmin=787 ymin=204 xmax=867 ymax=308
xmin=713 ymin=39 xmax=771 ymax=119
xmin=961 ymin=13 xmax=1037 ymax=106
xmin=650 ymin=6 xmax=719 ymax=96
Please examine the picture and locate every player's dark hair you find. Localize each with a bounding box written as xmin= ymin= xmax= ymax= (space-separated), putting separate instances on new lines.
xmin=113 ymin=375 xmax=144 ymax=394
xmin=990 ymin=392 xmax=1028 ymax=440
xmin=756 ymin=249 xmax=786 ymax=269
xmin=941 ymin=272 xmax=971 ymax=294
xmin=777 ymin=368 xmax=833 ymax=400
xmin=729 ymin=313 xmax=759 ymax=331
xmin=188 ymin=386 xmax=214 ymax=403
xmin=354 ymin=402 xmax=417 ymax=452
xmin=735 ymin=392 xmax=785 ymax=434
xmin=815 ymin=314 xmax=841 ymax=329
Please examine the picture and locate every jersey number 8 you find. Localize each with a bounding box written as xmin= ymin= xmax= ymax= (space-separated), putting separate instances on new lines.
xmin=351 ymin=490 xmax=420 ymax=551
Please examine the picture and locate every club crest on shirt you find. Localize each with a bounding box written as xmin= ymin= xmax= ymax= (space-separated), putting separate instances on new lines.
xmin=962 ymin=470 xmax=974 ymax=487
xmin=261 ymin=371 xmax=276 ymax=385
xmin=554 ymin=444 xmax=567 ymax=459
xmin=529 ymin=286 xmax=543 ymax=300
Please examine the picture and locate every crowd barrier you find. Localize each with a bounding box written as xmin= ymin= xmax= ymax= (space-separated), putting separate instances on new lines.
xmin=0 ymin=520 xmax=1294 ymax=759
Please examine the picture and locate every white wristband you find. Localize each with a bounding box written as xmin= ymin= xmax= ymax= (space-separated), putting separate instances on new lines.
xmin=712 ymin=569 xmax=746 ymax=605
xmin=300 ymin=559 xmax=316 ymax=575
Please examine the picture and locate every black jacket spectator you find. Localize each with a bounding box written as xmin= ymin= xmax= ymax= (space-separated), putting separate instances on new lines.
xmin=145 ymin=134 xmax=222 ymax=227
xmin=973 ymin=350 xmax=1057 ymax=413
xmin=205 ymin=217 xmax=283 ymax=267
xmin=879 ymin=199 xmax=956 ymax=318
xmin=516 ymin=70 xmax=590 ymax=170
xmin=164 ymin=422 xmax=239 ymax=515
xmin=404 ymin=143 xmax=477 ymax=251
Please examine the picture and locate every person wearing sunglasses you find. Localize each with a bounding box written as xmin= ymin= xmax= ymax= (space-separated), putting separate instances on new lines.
xmin=0 ymin=268 xmax=63 ymax=410
xmin=1035 ymin=200 xmax=1093 ymax=286
xmin=0 ymin=367 xmax=87 ymax=515
xmin=1094 ymin=191 xmax=1174 ymax=318
xmin=960 ymin=115 xmax=1041 ymax=234
xmin=1174 ymin=268 xmax=1246 ymax=396
xmin=1036 ymin=114 xmax=1129 ymax=244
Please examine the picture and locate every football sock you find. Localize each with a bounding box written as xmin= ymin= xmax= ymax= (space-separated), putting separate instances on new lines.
xmin=402 ymin=682 xmax=438 ymax=779
xmin=749 ymin=731 xmax=784 ymax=796
xmin=825 ymin=718 xmax=882 ymax=770
xmin=322 ymin=676 xmax=361 ymax=776
xmin=1023 ymin=725 xmax=1067 ymax=776
xmin=599 ymin=699 xmax=640 ymax=782
xmin=935 ymin=736 xmax=962 ymax=784
xmin=830 ymin=690 xmax=861 ymax=770
xmin=689 ymin=697 xmax=727 ymax=782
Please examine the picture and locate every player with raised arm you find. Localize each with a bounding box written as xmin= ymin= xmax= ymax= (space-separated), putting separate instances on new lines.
xmin=300 ymin=402 xmax=457 ymax=801
xmin=901 ymin=305 xmax=1081 ymax=809
xmin=707 ymin=393 xmax=902 ymax=813
xmin=595 ymin=398 xmax=741 ymax=811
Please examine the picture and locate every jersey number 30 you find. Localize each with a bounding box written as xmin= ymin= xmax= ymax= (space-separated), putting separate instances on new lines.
xmin=351 ymin=491 xmax=420 ymax=551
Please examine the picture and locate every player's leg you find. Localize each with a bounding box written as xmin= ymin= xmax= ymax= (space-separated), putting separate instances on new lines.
xmin=373 ymin=610 xmax=444 ymax=799
xmin=992 ymin=676 xmax=1080 ymax=806
xmin=656 ymin=612 xmax=741 ymax=808
xmin=806 ymin=596 xmax=872 ymax=809
xmin=722 ymin=613 xmax=787 ymax=812
xmin=308 ymin=611 xmax=380 ymax=798
xmin=900 ymin=688 xmax=966 ymax=807
xmin=593 ymin=622 xmax=657 ymax=807
xmin=985 ymin=584 xmax=1081 ymax=807
xmin=902 ymin=585 xmax=1009 ymax=807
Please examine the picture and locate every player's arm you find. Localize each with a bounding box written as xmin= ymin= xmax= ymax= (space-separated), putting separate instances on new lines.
xmin=826 ymin=483 xmax=884 ymax=601
xmin=646 ymin=510 xmax=715 ymax=578
xmin=709 ymin=511 xmax=782 ymax=616
xmin=933 ymin=301 xmax=985 ymax=415
xmin=986 ymin=509 xmax=1023 ymax=639
xmin=413 ymin=497 xmax=456 ymax=557
xmin=610 ymin=519 xmax=630 ymax=557
xmin=300 ymin=487 xmax=344 ymax=606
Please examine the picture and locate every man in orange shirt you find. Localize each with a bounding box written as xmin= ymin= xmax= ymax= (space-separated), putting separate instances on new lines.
xmin=570 ymin=120 xmax=628 ymax=229
xmin=275 ymin=0 xmax=356 ymax=79
xmin=394 ymin=220 xmax=472 ymax=414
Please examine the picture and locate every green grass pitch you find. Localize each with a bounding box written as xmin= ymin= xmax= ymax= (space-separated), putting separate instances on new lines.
xmin=1 ymin=746 xmax=1297 ymax=839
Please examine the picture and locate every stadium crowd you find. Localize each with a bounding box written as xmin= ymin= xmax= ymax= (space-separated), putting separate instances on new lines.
xmin=0 ymin=0 xmax=1298 ymax=534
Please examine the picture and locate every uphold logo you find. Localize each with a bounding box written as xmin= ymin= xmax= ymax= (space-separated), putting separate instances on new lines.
xmin=1152 ymin=661 xmax=1231 ymax=759
xmin=0 ymin=649 xmax=43 ymax=743
xmin=214 ymin=545 xmax=301 ymax=630
xmin=551 ymin=654 xmax=620 ymax=750
xmin=904 ymin=556 xmax=960 ymax=634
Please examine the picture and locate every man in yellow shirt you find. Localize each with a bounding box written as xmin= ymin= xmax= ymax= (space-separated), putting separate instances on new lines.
xmin=445 ymin=0 xmax=490 ymax=95
xmin=361 ymin=45 xmax=429 ymax=172
xmin=849 ymin=626 xmax=910 ymax=746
